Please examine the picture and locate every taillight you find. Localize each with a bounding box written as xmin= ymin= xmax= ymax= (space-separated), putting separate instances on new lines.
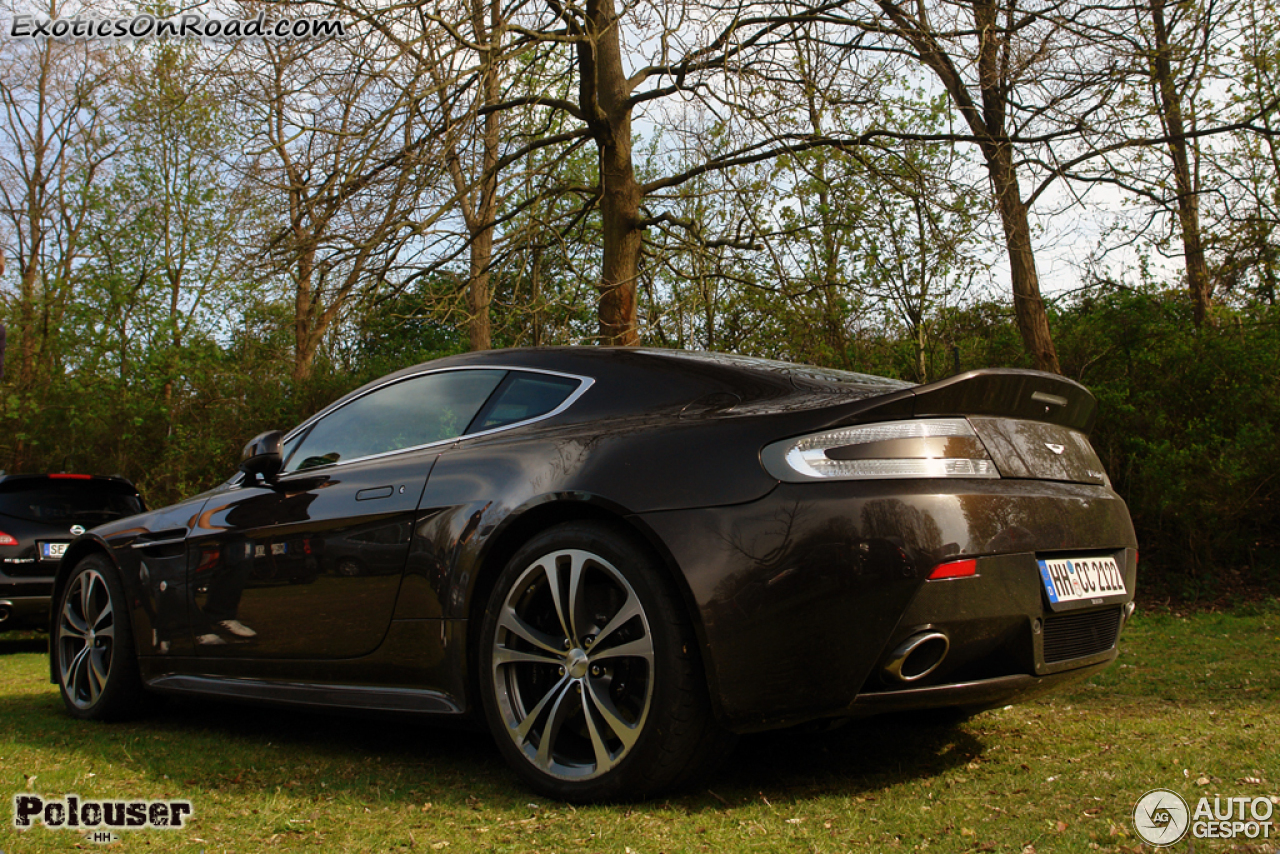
xmin=49 ymin=473 xmax=92 ymax=480
xmin=763 ymin=418 xmax=1000 ymax=482
xmin=928 ymin=558 xmax=978 ymax=580
xmin=0 ymin=530 xmax=17 ymax=546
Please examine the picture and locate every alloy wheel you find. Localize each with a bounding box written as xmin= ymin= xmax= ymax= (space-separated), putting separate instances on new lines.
xmin=57 ymin=568 xmax=116 ymax=710
xmin=490 ymin=548 xmax=655 ymax=781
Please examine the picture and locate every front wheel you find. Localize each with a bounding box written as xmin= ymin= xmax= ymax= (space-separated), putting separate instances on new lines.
xmin=478 ymin=521 xmax=734 ymax=802
xmin=55 ymin=554 xmax=146 ymax=720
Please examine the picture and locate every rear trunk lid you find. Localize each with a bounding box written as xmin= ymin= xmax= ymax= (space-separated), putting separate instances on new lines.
xmin=966 ymin=417 xmax=1108 ymax=485
xmin=910 ymin=369 xmax=1107 ymax=486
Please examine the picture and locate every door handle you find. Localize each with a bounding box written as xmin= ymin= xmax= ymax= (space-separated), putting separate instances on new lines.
xmin=356 ymin=486 xmax=393 ymax=501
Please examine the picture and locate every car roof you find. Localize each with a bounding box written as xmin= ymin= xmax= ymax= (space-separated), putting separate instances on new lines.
xmin=287 ymin=347 xmax=915 ymax=437
xmin=0 ymin=473 xmax=140 ymax=492
xmin=379 ymin=347 xmax=910 ymax=398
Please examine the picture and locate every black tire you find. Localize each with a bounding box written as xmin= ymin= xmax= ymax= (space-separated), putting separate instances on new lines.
xmin=478 ymin=521 xmax=735 ymax=802
xmin=54 ymin=554 xmax=146 ymax=721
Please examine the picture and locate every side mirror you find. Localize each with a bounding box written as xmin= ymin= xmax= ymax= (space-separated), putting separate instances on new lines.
xmin=240 ymin=430 xmax=284 ymax=483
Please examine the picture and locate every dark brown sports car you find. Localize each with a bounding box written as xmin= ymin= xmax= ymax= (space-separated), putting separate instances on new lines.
xmin=49 ymin=348 xmax=1136 ymax=801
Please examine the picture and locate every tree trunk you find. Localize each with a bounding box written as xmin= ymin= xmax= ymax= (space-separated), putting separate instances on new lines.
xmin=985 ymin=144 xmax=1061 ymax=374
xmin=915 ymin=322 xmax=927 ymax=383
xmin=596 ymin=138 xmax=643 ymax=345
xmin=16 ymin=256 xmax=40 ymax=388
xmin=293 ymin=243 xmax=318 ymax=383
xmin=817 ymin=174 xmax=851 ymax=368
xmin=468 ymin=231 xmax=494 ymax=351
xmin=465 ymin=0 xmax=501 ymax=352
xmin=12 ymin=73 xmax=47 ymax=391
xmin=530 ymin=248 xmax=543 ymax=346
xmin=582 ymin=0 xmax=643 ymax=346
xmin=972 ymin=0 xmax=1059 ymax=374
xmin=1149 ymin=0 xmax=1212 ymax=327
xmin=874 ymin=0 xmax=1062 ymax=373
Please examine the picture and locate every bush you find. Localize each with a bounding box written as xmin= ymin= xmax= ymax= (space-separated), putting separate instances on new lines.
xmin=1054 ymin=286 xmax=1280 ymax=592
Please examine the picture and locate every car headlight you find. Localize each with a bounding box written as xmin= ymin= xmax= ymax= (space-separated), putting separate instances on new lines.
xmin=762 ymin=418 xmax=1000 ymax=481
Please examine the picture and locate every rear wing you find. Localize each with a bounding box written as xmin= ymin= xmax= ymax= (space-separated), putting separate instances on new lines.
xmin=909 ymin=369 xmax=1097 ymax=433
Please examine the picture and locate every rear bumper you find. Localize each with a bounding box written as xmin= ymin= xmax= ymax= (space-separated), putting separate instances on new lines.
xmin=849 ymin=654 xmax=1115 ymax=715
xmin=638 ymin=478 xmax=1137 ymax=732
xmin=0 ymin=594 xmax=53 ymax=630
xmin=1 ymin=566 xmax=54 ymax=630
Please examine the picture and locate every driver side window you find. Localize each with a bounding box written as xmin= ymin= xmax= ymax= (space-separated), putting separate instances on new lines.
xmin=283 ymin=369 xmax=506 ymax=472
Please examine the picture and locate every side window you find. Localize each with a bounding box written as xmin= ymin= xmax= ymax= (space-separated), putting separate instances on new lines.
xmin=280 ymin=431 xmax=304 ymax=467
xmin=284 ymin=370 xmax=506 ymax=472
xmin=467 ymin=372 xmax=582 ymax=433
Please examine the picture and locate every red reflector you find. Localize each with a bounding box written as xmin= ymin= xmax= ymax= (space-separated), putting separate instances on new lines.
xmin=49 ymin=473 xmax=93 ymax=480
xmin=928 ymin=558 xmax=977 ymax=580
xmin=0 ymin=531 xmax=17 ymax=546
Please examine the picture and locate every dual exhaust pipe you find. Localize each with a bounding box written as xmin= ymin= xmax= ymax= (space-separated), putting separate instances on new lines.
xmin=882 ymin=630 xmax=949 ymax=683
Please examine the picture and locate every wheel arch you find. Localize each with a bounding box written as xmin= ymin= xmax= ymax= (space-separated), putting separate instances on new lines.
xmin=463 ymin=495 xmax=719 ymax=718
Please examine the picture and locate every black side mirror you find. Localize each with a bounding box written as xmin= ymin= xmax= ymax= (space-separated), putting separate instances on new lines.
xmin=241 ymin=430 xmax=284 ymax=483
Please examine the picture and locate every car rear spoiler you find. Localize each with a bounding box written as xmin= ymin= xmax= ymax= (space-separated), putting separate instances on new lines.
xmin=910 ymin=369 xmax=1097 ymax=433
xmin=820 ymin=369 xmax=1098 ymax=434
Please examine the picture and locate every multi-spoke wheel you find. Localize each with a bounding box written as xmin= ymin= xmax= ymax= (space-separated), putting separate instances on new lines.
xmin=55 ymin=555 xmax=145 ymax=720
xmin=479 ymin=522 xmax=734 ymax=801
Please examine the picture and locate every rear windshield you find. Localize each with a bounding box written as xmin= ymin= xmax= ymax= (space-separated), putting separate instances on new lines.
xmin=0 ymin=480 xmax=143 ymax=525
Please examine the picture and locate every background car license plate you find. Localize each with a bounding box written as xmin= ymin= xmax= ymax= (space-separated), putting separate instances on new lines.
xmin=40 ymin=542 xmax=70 ymax=560
xmin=1038 ymin=556 xmax=1126 ymax=604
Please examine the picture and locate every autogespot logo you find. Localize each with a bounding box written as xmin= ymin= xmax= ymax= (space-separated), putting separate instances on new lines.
xmin=1133 ymin=788 xmax=1191 ymax=846
xmin=1133 ymin=788 xmax=1278 ymax=845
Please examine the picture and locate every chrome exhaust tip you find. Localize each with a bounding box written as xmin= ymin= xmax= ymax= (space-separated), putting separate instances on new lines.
xmin=883 ymin=631 xmax=950 ymax=683
xmin=0 ymin=601 xmax=12 ymax=625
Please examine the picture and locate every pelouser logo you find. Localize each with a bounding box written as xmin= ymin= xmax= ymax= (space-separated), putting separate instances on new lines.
xmin=12 ymin=793 xmax=192 ymax=831
xmin=1133 ymin=788 xmax=1191 ymax=846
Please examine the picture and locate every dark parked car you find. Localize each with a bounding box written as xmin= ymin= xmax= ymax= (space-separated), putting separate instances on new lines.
xmin=0 ymin=474 xmax=144 ymax=631
xmin=48 ymin=348 xmax=1137 ymax=801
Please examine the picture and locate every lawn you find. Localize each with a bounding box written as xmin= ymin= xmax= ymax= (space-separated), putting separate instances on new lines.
xmin=1 ymin=603 xmax=1276 ymax=853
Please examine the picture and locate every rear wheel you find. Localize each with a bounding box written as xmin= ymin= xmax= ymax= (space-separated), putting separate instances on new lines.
xmin=55 ymin=554 xmax=146 ymax=720
xmin=479 ymin=521 xmax=734 ymax=801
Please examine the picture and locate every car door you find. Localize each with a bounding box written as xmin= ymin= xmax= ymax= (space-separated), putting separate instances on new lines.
xmin=186 ymin=367 xmax=508 ymax=658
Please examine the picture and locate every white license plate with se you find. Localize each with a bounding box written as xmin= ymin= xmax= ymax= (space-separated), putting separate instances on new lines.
xmin=40 ymin=542 xmax=70 ymax=560
xmin=1037 ymin=556 xmax=1126 ymax=604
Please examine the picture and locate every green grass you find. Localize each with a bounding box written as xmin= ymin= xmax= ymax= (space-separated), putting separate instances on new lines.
xmin=1 ymin=605 xmax=1277 ymax=853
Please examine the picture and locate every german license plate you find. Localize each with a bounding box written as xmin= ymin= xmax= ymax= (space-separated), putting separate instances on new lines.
xmin=39 ymin=541 xmax=70 ymax=560
xmin=1038 ymin=556 xmax=1126 ymax=604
